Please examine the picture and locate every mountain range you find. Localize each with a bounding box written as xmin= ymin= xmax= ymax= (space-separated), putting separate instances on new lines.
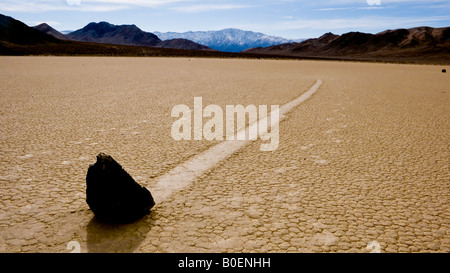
xmin=245 ymin=27 xmax=450 ymax=62
xmin=0 ymin=14 xmax=58 ymax=46
xmin=0 ymin=14 xmax=256 ymax=58
xmin=34 ymin=21 xmax=300 ymax=52
xmin=37 ymin=21 xmax=212 ymax=51
xmin=154 ymin=29 xmax=303 ymax=52
xmin=1 ymin=13 xmax=449 ymax=64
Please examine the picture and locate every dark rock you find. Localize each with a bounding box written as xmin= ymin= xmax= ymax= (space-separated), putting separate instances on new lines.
xmin=442 ymin=69 xmax=447 ymax=73
xmin=86 ymin=153 xmax=155 ymax=222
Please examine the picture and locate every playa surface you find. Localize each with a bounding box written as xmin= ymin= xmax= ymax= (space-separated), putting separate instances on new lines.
xmin=0 ymin=56 xmax=448 ymax=253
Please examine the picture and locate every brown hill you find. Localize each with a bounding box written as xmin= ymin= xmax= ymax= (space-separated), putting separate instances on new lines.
xmin=244 ymin=27 xmax=450 ymax=63
xmin=66 ymin=21 xmax=161 ymax=47
xmin=0 ymin=14 xmax=59 ymax=45
xmin=156 ymin=38 xmax=213 ymax=51
xmin=33 ymin=23 xmax=71 ymax=40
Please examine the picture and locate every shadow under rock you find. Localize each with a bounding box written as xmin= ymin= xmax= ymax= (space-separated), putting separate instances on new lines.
xmin=86 ymin=210 xmax=157 ymax=253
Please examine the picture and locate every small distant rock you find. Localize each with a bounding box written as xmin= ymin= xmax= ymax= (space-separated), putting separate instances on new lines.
xmin=86 ymin=153 xmax=155 ymax=222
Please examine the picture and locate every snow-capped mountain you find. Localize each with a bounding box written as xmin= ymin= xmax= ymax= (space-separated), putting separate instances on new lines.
xmin=154 ymin=28 xmax=304 ymax=52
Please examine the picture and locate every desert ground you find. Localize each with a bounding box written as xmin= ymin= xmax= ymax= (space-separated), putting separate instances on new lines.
xmin=0 ymin=56 xmax=448 ymax=253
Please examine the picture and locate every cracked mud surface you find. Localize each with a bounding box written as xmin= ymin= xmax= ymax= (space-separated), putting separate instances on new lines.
xmin=1 ymin=57 xmax=448 ymax=252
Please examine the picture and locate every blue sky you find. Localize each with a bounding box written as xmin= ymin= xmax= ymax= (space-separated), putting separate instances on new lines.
xmin=1 ymin=0 xmax=449 ymax=39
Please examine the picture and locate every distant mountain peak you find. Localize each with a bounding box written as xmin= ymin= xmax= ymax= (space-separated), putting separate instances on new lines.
xmin=67 ymin=21 xmax=161 ymax=47
xmin=316 ymin=32 xmax=339 ymax=43
xmin=318 ymin=32 xmax=337 ymax=39
xmin=154 ymin=29 xmax=303 ymax=52
xmin=35 ymin=22 xmax=50 ymax=28
xmin=33 ymin=22 xmax=70 ymax=40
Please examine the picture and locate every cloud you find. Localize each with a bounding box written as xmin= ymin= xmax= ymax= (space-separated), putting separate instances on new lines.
xmin=315 ymin=0 xmax=445 ymax=8
xmin=317 ymin=6 xmax=385 ymax=11
xmin=317 ymin=7 xmax=352 ymax=11
xmin=287 ymin=16 xmax=449 ymax=30
xmin=85 ymin=0 xmax=183 ymax=7
xmin=0 ymin=1 xmax=127 ymax=12
xmin=0 ymin=0 xmax=250 ymax=13
xmin=171 ymin=4 xmax=252 ymax=13
xmin=359 ymin=6 xmax=385 ymax=10
xmin=67 ymin=0 xmax=81 ymax=6
xmin=0 ymin=0 xmax=184 ymax=12
xmin=366 ymin=0 xmax=381 ymax=5
xmin=242 ymin=15 xmax=450 ymax=35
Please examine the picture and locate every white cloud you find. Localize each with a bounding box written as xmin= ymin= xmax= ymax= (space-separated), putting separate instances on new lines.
xmin=317 ymin=6 xmax=385 ymax=11
xmin=285 ymin=16 xmax=449 ymax=30
xmin=0 ymin=0 xmax=184 ymax=12
xmin=241 ymin=15 xmax=450 ymax=35
xmin=85 ymin=0 xmax=184 ymax=7
xmin=67 ymin=0 xmax=81 ymax=6
xmin=366 ymin=0 xmax=381 ymax=5
xmin=171 ymin=4 xmax=252 ymax=13
xmin=0 ymin=1 xmax=125 ymax=12
xmin=315 ymin=0 xmax=446 ymax=7
xmin=317 ymin=7 xmax=353 ymax=11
